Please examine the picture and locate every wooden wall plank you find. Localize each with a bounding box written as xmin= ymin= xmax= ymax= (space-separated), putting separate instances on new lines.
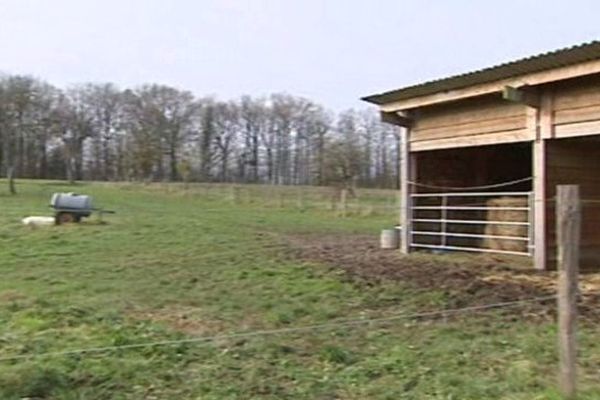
xmin=554 ymin=120 xmax=600 ymax=138
xmin=414 ymin=100 xmax=525 ymax=130
xmin=410 ymin=98 xmax=528 ymax=146
xmin=546 ymin=139 xmax=600 ymax=259
xmin=411 ymin=129 xmax=532 ymax=152
xmin=552 ymin=79 xmax=600 ymax=142
xmin=413 ymin=115 xmax=526 ymax=142
xmin=553 ymin=83 xmax=600 ymax=111
xmin=554 ymin=103 xmax=600 ymax=125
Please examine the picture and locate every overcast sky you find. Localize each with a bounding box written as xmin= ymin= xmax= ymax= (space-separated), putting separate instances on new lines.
xmin=1 ymin=0 xmax=599 ymax=110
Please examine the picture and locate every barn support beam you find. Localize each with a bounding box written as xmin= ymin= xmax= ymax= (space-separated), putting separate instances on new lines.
xmin=533 ymin=139 xmax=547 ymax=270
xmin=532 ymin=91 xmax=553 ymax=270
xmin=380 ymin=111 xmax=412 ymax=127
xmin=502 ymin=86 xmax=540 ymax=108
xmin=399 ymin=127 xmax=415 ymax=254
xmin=381 ymin=110 xmax=414 ymax=254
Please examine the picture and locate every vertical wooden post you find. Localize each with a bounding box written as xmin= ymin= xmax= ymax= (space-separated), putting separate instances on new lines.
xmin=7 ymin=166 xmax=16 ymax=195
xmin=556 ymin=185 xmax=580 ymax=399
xmin=329 ymin=191 xmax=336 ymax=211
xmin=229 ymin=185 xmax=240 ymax=204
xmin=296 ymin=187 xmax=305 ymax=210
xmin=339 ymin=188 xmax=348 ymax=218
xmin=533 ymin=150 xmax=546 ymax=269
xmin=533 ymin=138 xmax=547 ymax=270
xmin=268 ymin=186 xmax=275 ymax=207
xmin=400 ymin=127 xmax=413 ymax=254
xmin=532 ymin=91 xmax=554 ymax=270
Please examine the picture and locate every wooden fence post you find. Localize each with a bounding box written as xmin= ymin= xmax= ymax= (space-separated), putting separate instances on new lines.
xmin=329 ymin=191 xmax=337 ymax=211
xmin=556 ymin=185 xmax=580 ymax=399
xmin=7 ymin=166 xmax=16 ymax=195
xmin=229 ymin=185 xmax=240 ymax=204
xmin=339 ymin=188 xmax=348 ymax=217
xmin=269 ymin=186 xmax=277 ymax=208
xmin=296 ymin=187 xmax=305 ymax=210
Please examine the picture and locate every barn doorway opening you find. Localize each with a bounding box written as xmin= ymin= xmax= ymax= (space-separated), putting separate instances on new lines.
xmin=414 ymin=142 xmax=532 ymax=193
xmin=410 ymin=142 xmax=533 ymax=256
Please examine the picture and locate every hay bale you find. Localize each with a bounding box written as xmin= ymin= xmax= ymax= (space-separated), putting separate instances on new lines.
xmin=413 ymin=196 xmax=488 ymax=247
xmin=484 ymin=197 xmax=528 ymax=253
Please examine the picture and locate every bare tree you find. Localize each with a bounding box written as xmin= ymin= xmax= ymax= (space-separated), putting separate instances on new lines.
xmin=213 ymin=101 xmax=240 ymax=181
xmin=122 ymin=85 xmax=197 ymax=181
xmin=0 ymin=73 xmax=400 ymax=189
xmin=322 ymin=136 xmax=364 ymax=193
xmin=197 ymin=98 xmax=216 ymax=181
xmin=0 ymin=76 xmax=48 ymax=192
xmin=239 ymin=96 xmax=266 ymax=183
xmin=81 ymin=83 xmax=123 ymax=180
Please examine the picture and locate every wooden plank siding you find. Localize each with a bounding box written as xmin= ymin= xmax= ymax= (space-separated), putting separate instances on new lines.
xmin=547 ymin=78 xmax=600 ymax=267
xmin=546 ymin=139 xmax=600 ymax=268
xmin=410 ymin=98 xmax=530 ymax=152
xmin=553 ymin=76 xmax=600 ymax=138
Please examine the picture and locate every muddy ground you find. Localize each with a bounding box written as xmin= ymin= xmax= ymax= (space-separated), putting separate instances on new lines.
xmin=285 ymin=233 xmax=600 ymax=321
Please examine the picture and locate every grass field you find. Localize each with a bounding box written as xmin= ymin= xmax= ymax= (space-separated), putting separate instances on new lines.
xmin=0 ymin=180 xmax=598 ymax=399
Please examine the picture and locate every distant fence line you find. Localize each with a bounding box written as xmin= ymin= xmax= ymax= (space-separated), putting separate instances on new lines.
xmin=114 ymin=182 xmax=400 ymax=216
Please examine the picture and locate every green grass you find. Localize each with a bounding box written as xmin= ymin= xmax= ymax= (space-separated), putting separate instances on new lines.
xmin=0 ymin=180 xmax=598 ymax=399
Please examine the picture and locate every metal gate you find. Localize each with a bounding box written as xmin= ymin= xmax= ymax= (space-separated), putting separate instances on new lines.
xmin=409 ymin=191 xmax=534 ymax=256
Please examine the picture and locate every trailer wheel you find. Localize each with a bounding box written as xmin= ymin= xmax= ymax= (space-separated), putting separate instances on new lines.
xmin=56 ymin=212 xmax=76 ymax=224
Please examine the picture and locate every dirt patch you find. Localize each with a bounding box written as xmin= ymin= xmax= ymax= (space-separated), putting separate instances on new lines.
xmin=285 ymin=233 xmax=600 ymax=321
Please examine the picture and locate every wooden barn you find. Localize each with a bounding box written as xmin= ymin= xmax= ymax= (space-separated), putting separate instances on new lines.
xmin=363 ymin=41 xmax=600 ymax=270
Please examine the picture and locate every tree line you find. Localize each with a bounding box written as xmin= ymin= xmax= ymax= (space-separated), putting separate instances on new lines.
xmin=0 ymin=74 xmax=401 ymax=193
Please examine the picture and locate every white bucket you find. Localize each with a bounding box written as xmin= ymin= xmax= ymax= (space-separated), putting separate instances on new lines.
xmin=380 ymin=228 xmax=399 ymax=249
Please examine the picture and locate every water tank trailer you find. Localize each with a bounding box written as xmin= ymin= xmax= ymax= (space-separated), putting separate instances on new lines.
xmin=50 ymin=193 xmax=113 ymax=224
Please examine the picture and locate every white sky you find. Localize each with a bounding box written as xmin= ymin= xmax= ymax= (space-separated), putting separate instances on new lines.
xmin=1 ymin=0 xmax=599 ymax=110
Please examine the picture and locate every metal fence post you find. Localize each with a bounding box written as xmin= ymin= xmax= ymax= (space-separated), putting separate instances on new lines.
xmin=528 ymin=192 xmax=535 ymax=257
xmin=441 ymin=195 xmax=448 ymax=247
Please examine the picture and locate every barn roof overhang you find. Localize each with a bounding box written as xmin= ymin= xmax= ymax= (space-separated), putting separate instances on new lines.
xmin=363 ymin=40 xmax=600 ymax=112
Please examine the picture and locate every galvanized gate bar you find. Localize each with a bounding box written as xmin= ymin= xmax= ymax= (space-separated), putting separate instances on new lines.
xmin=411 ymin=192 xmax=530 ymax=197
xmin=412 ymin=219 xmax=530 ymax=226
xmin=413 ymin=206 xmax=529 ymax=211
xmin=411 ymin=243 xmax=532 ymax=256
xmin=410 ymin=191 xmax=533 ymax=257
xmin=411 ymin=231 xmax=530 ymax=241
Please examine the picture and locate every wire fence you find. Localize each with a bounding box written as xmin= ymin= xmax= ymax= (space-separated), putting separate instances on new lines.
xmin=113 ymin=181 xmax=401 ymax=216
xmin=0 ymin=295 xmax=557 ymax=362
xmin=3 ymin=179 xmax=598 ymax=395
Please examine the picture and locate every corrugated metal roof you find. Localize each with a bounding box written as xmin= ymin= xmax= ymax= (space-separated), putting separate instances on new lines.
xmin=362 ymin=40 xmax=600 ymax=106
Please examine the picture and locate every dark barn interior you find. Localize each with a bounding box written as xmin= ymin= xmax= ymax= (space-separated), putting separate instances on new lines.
xmin=412 ymin=143 xmax=532 ymax=253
